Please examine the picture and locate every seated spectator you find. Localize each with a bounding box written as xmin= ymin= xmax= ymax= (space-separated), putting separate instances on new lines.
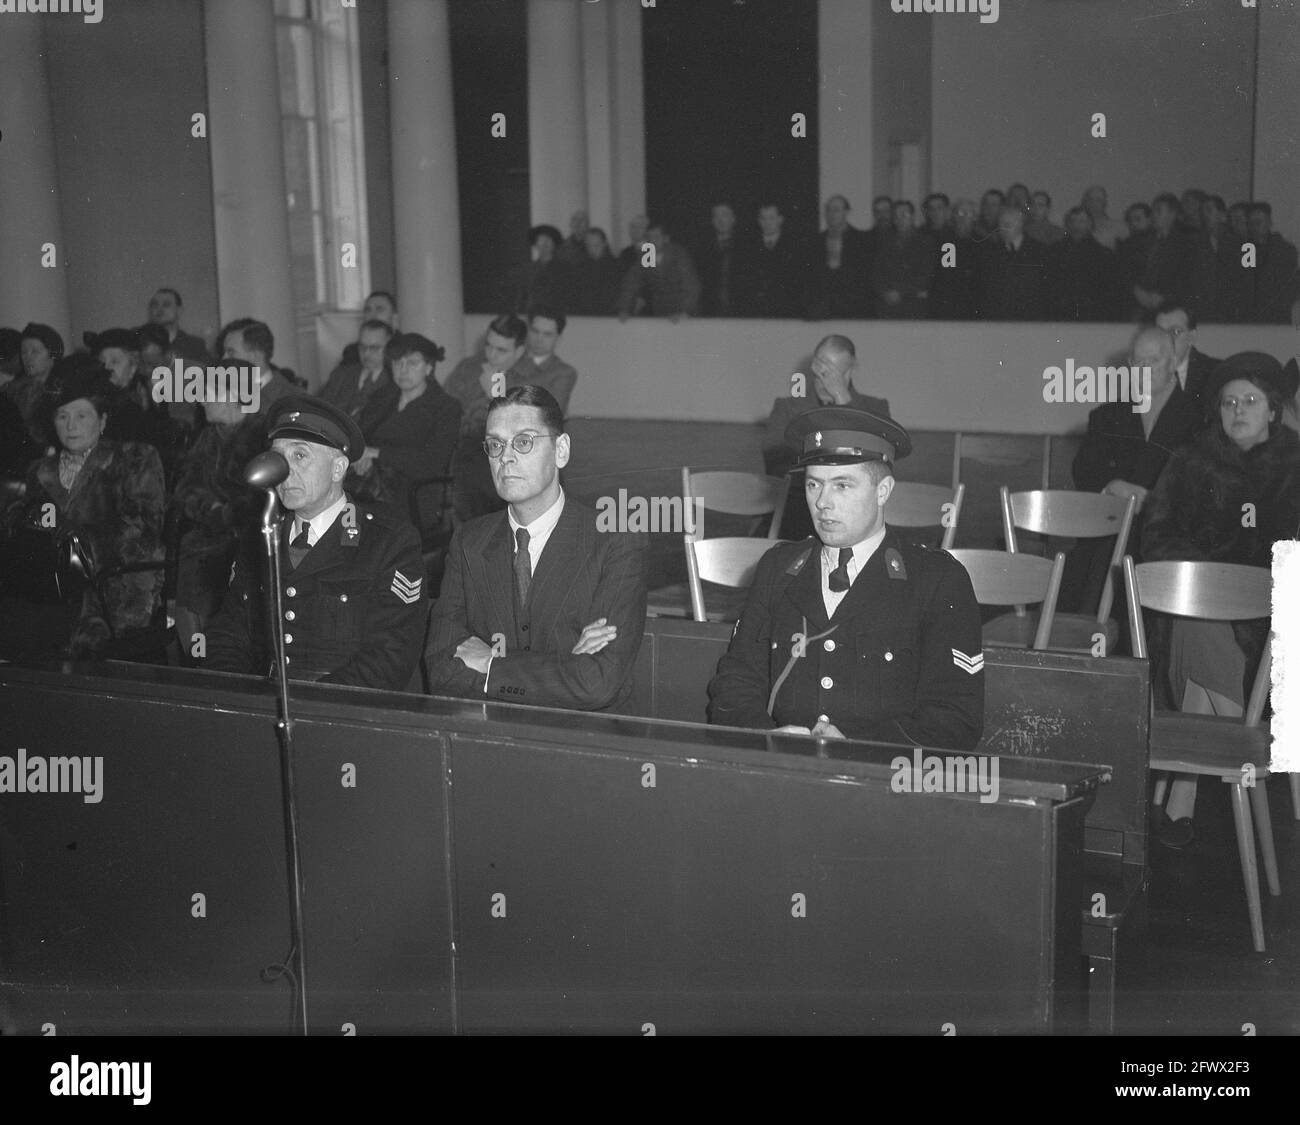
xmin=511 ymin=224 xmax=574 ymax=315
xmin=1134 ymin=193 xmax=1197 ymax=314
xmin=568 ymin=226 xmax=622 ymax=316
xmin=136 ymin=322 xmax=204 ymax=452
xmin=1154 ymin=301 xmax=1220 ymax=410
xmin=1116 ymin=203 xmax=1155 ymax=320
xmin=1142 ymin=352 xmax=1300 ymax=846
xmin=735 ymin=201 xmax=805 ymax=318
xmin=974 ymin=206 xmax=1050 ymax=320
xmin=338 ymin=290 xmax=399 ymax=367
xmin=86 ymin=328 xmax=171 ymax=449
xmin=217 ymin=318 xmax=300 ymax=411
xmin=2 ymin=357 xmax=165 ymax=661
xmin=928 ymin=199 xmax=979 ymax=321
xmin=1246 ymin=202 xmax=1299 ymax=323
xmin=1025 ymin=191 xmax=1066 ymax=246
xmin=870 ymin=201 xmax=932 ymax=318
xmin=805 ymin=194 xmax=871 ymax=320
xmin=3 ymin=322 xmax=64 ymax=447
xmin=1081 ymin=184 xmax=1126 ymax=251
xmin=146 ymin=287 xmax=209 ymax=363
xmin=1047 ymin=207 xmax=1119 ymax=321
xmin=169 ymin=384 xmax=267 ymax=647
xmin=1062 ymin=326 xmax=1203 ymax=616
xmin=556 ymin=210 xmax=589 ymax=266
xmin=319 ymin=319 xmax=396 ymax=419
xmin=444 ymin=313 xmax=529 ymax=522
xmin=0 ymin=327 xmax=21 ymax=383
xmin=352 ymin=333 xmax=462 ymax=525
xmin=1284 ymin=297 xmax=1300 ymax=434
xmin=617 ymin=221 xmax=700 ymax=322
xmin=515 ymin=309 xmax=578 ymax=412
xmin=697 ymin=202 xmax=740 ymax=318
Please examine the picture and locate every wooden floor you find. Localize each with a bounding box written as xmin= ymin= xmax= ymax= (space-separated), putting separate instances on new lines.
xmin=563 ymin=415 xmax=1299 ymax=1035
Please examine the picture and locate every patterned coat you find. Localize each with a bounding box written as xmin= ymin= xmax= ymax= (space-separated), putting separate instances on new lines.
xmin=707 ymin=529 xmax=985 ymax=750
xmin=25 ymin=440 xmax=166 ymax=656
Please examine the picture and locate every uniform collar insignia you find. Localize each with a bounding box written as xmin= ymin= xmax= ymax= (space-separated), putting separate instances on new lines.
xmin=885 ymin=547 xmax=907 ymax=580
xmin=785 ymin=547 xmax=814 ymax=576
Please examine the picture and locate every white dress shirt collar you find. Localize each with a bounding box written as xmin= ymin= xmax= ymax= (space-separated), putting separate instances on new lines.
xmin=509 ymin=488 xmax=565 ymax=571
xmin=821 ymin=526 xmax=888 ymax=617
xmin=293 ymin=493 xmax=348 ymax=546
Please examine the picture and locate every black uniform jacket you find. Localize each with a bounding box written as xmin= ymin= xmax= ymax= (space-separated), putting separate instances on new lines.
xmin=424 ymin=498 xmax=647 ymax=711
xmin=203 ymin=495 xmax=425 ymax=690
xmin=707 ymin=528 xmax=985 ymax=750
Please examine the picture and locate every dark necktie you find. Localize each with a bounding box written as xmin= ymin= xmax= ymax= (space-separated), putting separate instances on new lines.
xmin=828 ymin=547 xmax=854 ymax=593
xmin=514 ymin=527 xmax=532 ymax=606
xmin=289 ymin=521 xmax=311 ymax=569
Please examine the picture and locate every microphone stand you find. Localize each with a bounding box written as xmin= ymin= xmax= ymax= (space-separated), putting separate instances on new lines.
xmin=259 ymin=486 xmax=310 ymax=1036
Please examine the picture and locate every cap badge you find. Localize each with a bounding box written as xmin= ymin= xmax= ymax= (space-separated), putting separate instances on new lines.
xmin=813 ymin=431 xmax=822 ymax=446
xmin=287 ymin=412 xmax=300 ymax=423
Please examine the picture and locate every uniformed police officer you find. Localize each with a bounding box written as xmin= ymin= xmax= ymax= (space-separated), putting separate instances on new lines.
xmin=707 ymin=407 xmax=985 ymax=750
xmin=202 ymin=395 xmax=426 ymax=690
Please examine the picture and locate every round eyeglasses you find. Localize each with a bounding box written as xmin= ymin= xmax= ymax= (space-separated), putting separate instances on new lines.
xmin=1220 ymin=394 xmax=1263 ymax=412
xmin=483 ymin=432 xmax=557 ymax=459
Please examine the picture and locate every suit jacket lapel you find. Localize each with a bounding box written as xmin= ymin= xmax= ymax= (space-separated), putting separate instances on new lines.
xmin=525 ymin=501 xmax=584 ymax=627
xmin=474 ymin=513 xmax=516 ymax=628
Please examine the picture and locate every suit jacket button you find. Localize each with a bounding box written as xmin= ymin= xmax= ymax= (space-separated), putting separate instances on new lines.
xmin=823 ymin=639 xmax=836 ymax=652
xmin=820 ymin=676 xmax=833 ymax=689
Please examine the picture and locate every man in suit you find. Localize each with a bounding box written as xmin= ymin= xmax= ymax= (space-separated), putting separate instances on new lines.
xmin=1061 ymin=326 xmax=1204 ymax=616
xmin=697 ymin=201 xmax=740 ymax=317
xmin=804 ymin=195 xmax=871 ymax=320
xmin=202 ymin=395 xmax=426 ymax=690
xmin=974 ymin=206 xmax=1050 ymax=320
xmin=319 ymin=319 xmax=396 ymax=419
xmin=1154 ymin=301 xmax=1220 ymax=411
xmin=871 ymin=201 xmax=934 ymax=318
xmin=735 ymin=202 xmax=805 ymax=318
xmin=424 ymin=385 xmax=647 ymax=711
xmin=336 ymin=291 xmax=399 ymax=369
xmin=708 ymin=406 xmax=984 ymax=750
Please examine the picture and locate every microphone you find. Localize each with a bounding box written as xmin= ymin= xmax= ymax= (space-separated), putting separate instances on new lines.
xmin=245 ymin=450 xmax=290 ymax=490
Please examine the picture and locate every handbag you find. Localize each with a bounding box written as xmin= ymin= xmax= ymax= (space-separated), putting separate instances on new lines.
xmin=0 ymin=505 xmax=89 ymax=605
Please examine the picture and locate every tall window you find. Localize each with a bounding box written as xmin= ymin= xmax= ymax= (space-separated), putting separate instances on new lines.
xmin=274 ymin=0 xmax=370 ymax=313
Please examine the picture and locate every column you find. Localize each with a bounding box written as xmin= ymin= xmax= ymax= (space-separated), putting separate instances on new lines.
xmin=387 ymin=0 xmax=464 ymax=352
xmin=204 ymin=0 xmax=299 ymax=373
xmin=608 ymin=0 xmax=646 ymax=249
xmin=818 ymin=0 xmax=874 ymax=214
xmin=0 ymin=21 xmax=72 ymax=341
xmin=527 ymin=0 xmax=588 ymax=228
xmin=1253 ymin=3 xmax=1300 ymax=250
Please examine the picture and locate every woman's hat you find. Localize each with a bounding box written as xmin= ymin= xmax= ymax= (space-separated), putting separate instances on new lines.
xmin=1203 ymin=351 xmax=1295 ymax=408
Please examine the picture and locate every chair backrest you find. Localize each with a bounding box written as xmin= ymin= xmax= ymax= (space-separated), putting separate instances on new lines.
xmin=683 ymin=468 xmax=788 ymax=540
xmin=948 ymin=548 xmax=1066 ymax=650
xmin=888 ymin=481 xmax=964 ymax=550
xmin=1002 ymin=487 xmax=1136 ymax=623
xmin=685 ymin=535 xmax=779 ymax=622
xmin=1124 ymin=557 xmax=1273 ymax=725
xmin=952 ymin=432 xmax=1052 ymax=492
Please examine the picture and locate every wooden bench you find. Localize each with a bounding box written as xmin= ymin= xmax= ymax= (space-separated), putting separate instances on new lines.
xmin=632 ymin=618 xmax=1151 ymax=1033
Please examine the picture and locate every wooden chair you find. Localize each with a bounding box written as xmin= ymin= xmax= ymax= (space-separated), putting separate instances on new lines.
xmin=887 ymin=481 xmax=964 ymax=550
xmin=983 ymin=488 xmax=1136 ymax=654
xmin=646 ymin=468 xmax=789 ymax=619
xmin=1124 ymin=557 xmax=1280 ymax=952
xmin=684 ymin=536 xmax=780 ymax=623
xmin=947 ymin=548 xmax=1066 ymax=652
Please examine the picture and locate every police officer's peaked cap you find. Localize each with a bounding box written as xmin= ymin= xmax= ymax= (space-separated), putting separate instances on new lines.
xmin=785 ymin=406 xmax=912 ymax=469
xmin=267 ymin=395 xmax=366 ymax=463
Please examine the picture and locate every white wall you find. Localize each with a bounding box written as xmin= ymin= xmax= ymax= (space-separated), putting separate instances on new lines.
xmin=451 ymin=314 xmax=1293 ymax=434
xmin=929 ymin=0 xmax=1256 ymax=218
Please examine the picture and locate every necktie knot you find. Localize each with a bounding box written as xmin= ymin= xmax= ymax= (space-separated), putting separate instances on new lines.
xmin=828 ymin=547 xmax=854 ymax=593
xmin=288 ymin=521 xmax=312 ymax=569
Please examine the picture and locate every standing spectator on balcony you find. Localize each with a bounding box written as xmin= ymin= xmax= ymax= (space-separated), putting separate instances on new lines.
xmin=557 ymin=210 xmax=590 ymax=267
xmin=974 ymin=206 xmax=1050 ymax=320
xmin=511 ymin=225 xmax=574 ymax=316
xmin=736 ymin=202 xmax=805 ymax=319
xmin=974 ymin=189 xmax=1005 ymax=241
xmin=1116 ymin=203 xmax=1155 ymax=320
xmin=1047 ymin=207 xmax=1119 ymax=321
xmin=1246 ymin=202 xmax=1300 ymax=323
xmin=870 ymin=201 xmax=932 ymax=319
xmin=862 ymin=195 xmax=895 ymax=284
xmin=617 ymin=221 xmax=700 ymax=322
xmin=1227 ymin=202 xmax=1250 ymax=244
xmin=1081 ymin=185 xmax=1126 ymax=251
xmin=1006 ymin=183 xmax=1032 ymax=219
xmin=569 ymin=227 xmax=621 ymax=316
xmin=1134 ymin=194 xmax=1196 ymax=314
xmin=1189 ymin=196 xmax=1234 ymax=322
xmin=698 ymin=202 xmax=741 ymax=318
xmin=805 ymin=195 xmax=871 ymax=320
xmin=921 ymin=193 xmax=951 ymax=240
xmin=617 ymin=214 xmax=650 ymax=288
xmin=928 ymin=199 xmax=979 ymax=321
xmin=1178 ymin=189 xmax=1207 ymax=234
xmin=1026 ymin=191 xmax=1066 ymax=246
